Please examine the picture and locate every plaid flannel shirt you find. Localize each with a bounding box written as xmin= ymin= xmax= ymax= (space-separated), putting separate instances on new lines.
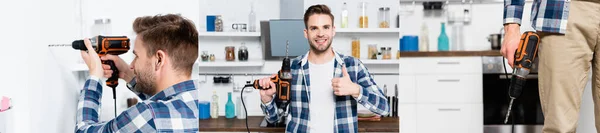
xmin=261 ymin=51 xmax=390 ymax=133
xmin=504 ymin=0 xmax=570 ymax=34
xmin=75 ymin=76 xmax=199 ymax=132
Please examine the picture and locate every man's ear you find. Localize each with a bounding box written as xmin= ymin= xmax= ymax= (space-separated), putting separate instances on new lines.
xmin=155 ymin=50 xmax=165 ymax=71
xmin=304 ymin=28 xmax=308 ymax=39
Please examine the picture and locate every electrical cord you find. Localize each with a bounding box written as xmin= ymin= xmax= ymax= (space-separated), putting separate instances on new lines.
xmin=241 ymin=87 xmax=250 ymax=133
xmin=502 ymin=58 xmax=516 ymax=133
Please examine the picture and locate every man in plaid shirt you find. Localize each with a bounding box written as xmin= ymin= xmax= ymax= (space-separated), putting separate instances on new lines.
xmin=502 ymin=0 xmax=600 ymax=132
xmin=75 ymin=14 xmax=199 ymax=132
xmin=257 ymin=5 xmax=389 ymax=133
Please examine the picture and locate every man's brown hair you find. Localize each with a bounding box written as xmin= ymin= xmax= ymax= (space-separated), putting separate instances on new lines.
xmin=303 ymin=4 xmax=335 ymax=29
xmin=133 ymin=14 xmax=198 ymax=76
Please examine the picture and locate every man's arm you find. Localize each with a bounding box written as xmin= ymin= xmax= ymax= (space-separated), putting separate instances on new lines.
xmin=126 ymin=76 xmax=151 ymax=100
xmin=352 ymin=62 xmax=390 ymax=116
xmin=504 ymin=0 xmax=525 ymax=24
xmin=75 ymin=77 xmax=156 ymax=133
xmin=260 ymin=96 xmax=281 ymax=123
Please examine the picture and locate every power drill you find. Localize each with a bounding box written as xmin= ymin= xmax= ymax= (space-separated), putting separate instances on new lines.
xmin=504 ymin=31 xmax=540 ymax=124
xmin=72 ymin=35 xmax=130 ymax=117
xmin=244 ymin=41 xmax=292 ymax=126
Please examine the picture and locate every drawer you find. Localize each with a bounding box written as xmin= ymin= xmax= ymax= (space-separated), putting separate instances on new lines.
xmin=398 ymin=75 xmax=416 ymax=103
xmin=416 ymin=104 xmax=483 ymax=133
xmin=399 ymin=104 xmax=416 ymax=133
xmin=416 ymin=74 xmax=482 ymax=104
xmin=399 ymin=57 xmax=482 ymax=74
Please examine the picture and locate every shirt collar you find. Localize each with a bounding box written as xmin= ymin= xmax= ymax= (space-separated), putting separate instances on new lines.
xmin=299 ymin=49 xmax=345 ymax=67
xmin=149 ymin=80 xmax=197 ymax=101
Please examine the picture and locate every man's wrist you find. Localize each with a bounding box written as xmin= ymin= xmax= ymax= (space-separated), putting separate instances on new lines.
xmin=352 ymin=84 xmax=361 ymax=98
xmin=504 ymin=24 xmax=520 ymax=34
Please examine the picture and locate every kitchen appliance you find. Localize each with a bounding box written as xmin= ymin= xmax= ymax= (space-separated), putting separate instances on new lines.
xmin=482 ymin=56 xmax=543 ymax=133
xmin=489 ymin=34 xmax=503 ymax=50
xmin=261 ymin=19 xmax=309 ymax=60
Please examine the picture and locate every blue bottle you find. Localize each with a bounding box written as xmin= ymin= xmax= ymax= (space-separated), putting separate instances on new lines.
xmin=225 ymin=92 xmax=235 ymax=118
xmin=438 ymin=22 xmax=450 ymax=51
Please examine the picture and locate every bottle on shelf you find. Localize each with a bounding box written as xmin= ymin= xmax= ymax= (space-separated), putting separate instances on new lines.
xmin=341 ymin=2 xmax=349 ymax=28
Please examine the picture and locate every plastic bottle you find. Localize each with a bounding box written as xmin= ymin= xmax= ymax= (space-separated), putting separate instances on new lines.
xmin=419 ymin=23 xmax=429 ymax=51
xmin=225 ymin=92 xmax=235 ymax=118
xmin=438 ymin=22 xmax=449 ymax=51
xmin=210 ymin=91 xmax=219 ymax=119
xmin=341 ymin=2 xmax=349 ymax=28
xmin=248 ymin=2 xmax=257 ymax=32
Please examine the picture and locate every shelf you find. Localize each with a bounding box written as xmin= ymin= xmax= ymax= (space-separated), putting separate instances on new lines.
xmin=196 ymin=60 xmax=265 ymax=67
xmin=359 ymin=59 xmax=400 ymax=65
xmin=336 ymin=28 xmax=399 ymax=33
xmin=198 ymin=32 xmax=261 ymax=37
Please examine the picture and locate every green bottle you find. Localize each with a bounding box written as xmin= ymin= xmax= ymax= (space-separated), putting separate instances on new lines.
xmin=438 ymin=22 xmax=449 ymax=51
xmin=225 ymin=92 xmax=235 ymax=118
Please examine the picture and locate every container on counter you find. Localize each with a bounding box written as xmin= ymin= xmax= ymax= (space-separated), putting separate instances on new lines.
xmin=225 ymin=46 xmax=236 ymax=61
xmin=351 ymin=37 xmax=360 ymax=58
xmin=380 ymin=47 xmax=387 ymax=59
xmin=238 ymin=43 xmax=248 ymax=61
xmin=419 ymin=23 xmax=429 ymax=51
xmin=201 ymin=51 xmax=209 ymax=62
xmin=215 ymin=15 xmax=223 ymax=32
xmin=225 ymin=92 xmax=235 ymax=119
xmin=236 ymin=96 xmax=247 ymax=119
xmin=198 ymin=101 xmax=211 ymax=119
xmin=211 ymin=91 xmax=219 ymax=119
xmin=368 ymin=44 xmax=378 ymax=59
xmin=210 ymin=54 xmax=216 ymax=62
xmin=378 ymin=7 xmax=390 ymax=28
xmin=359 ymin=2 xmax=369 ymax=28
xmin=383 ymin=47 xmax=392 ymax=59
xmin=438 ymin=22 xmax=450 ymax=51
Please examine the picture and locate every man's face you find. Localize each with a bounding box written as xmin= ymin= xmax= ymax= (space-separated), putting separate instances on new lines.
xmin=304 ymin=14 xmax=335 ymax=54
xmin=131 ymin=37 xmax=156 ymax=94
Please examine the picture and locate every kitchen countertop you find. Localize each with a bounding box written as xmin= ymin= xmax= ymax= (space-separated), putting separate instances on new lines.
xmin=199 ymin=116 xmax=399 ymax=132
xmin=400 ymin=50 xmax=502 ymax=57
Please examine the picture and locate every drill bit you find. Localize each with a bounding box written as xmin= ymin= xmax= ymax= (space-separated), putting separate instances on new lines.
xmin=285 ymin=40 xmax=289 ymax=57
xmin=504 ymin=98 xmax=515 ymax=124
xmin=48 ymin=44 xmax=72 ymax=47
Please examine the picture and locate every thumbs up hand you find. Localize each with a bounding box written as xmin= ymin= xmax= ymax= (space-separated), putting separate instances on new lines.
xmin=332 ymin=66 xmax=361 ymax=97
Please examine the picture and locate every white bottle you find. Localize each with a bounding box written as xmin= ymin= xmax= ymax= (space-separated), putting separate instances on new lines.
xmin=248 ymin=2 xmax=257 ymax=32
xmin=341 ymin=2 xmax=349 ymax=28
xmin=419 ymin=23 xmax=429 ymax=51
xmin=211 ymin=91 xmax=219 ymax=118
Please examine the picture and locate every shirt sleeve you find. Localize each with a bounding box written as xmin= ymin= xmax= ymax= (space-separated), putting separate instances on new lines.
xmin=352 ymin=61 xmax=390 ymax=116
xmin=503 ymin=0 xmax=526 ymax=24
xmin=75 ymin=77 xmax=157 ymax=133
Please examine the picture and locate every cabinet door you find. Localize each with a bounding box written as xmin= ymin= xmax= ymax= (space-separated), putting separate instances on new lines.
xmin=399 ymin=75 xmax=416 ymax=104
xmin=399 ymin=104 xmax=416 ymax=133
xmin=416 ymin=104 xmax=482 ymax=133
xmin=416 ymin=74 xmax=482 ymax=104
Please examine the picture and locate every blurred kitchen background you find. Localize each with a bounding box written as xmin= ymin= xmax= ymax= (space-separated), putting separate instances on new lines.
xmin=2 ymin=0 xmax=599 ymax=133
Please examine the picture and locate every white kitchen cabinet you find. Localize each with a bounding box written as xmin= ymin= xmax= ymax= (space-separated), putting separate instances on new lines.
xmin=399 ymin=104 xmax=417 ymax=133
xmin=400 ymin=57 xmax=482 ymax=74
xmin=415 ymin=74 xmax=482 ymax=104
xmin=416 ymin=104 xmax=483 ymax=133
xmin=398 ymin=56 xmax=483 ymax=133
xmin=398 ymin=75 xmax=416 ymax=104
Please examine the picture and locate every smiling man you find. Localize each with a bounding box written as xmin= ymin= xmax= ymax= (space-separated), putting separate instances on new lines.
xmin=257 ymin=4 xmax=389 ymax=133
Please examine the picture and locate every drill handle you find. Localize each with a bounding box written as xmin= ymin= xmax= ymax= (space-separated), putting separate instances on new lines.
xmin=253 ymin=77 xmax=279 ymax=90
xmin=103 ymin=60 xmax=119 ymax=99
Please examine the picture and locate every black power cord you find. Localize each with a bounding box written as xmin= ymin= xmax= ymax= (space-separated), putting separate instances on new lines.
xmin=502 ymin=58 xmax=516 ymax=133
xmin=240 ymin=87 xmax=250 ymax=133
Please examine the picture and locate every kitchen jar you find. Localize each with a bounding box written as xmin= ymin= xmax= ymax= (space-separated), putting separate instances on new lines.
xmin=215 ymin=15 xmax=223 ymax=32
xmin=225 ymin=46 xmax=236 ymax=61
xmin=238 ymin=43 xmax=249 ymax=61
xmin=368 ymin=44 xmax=378 ymax=59
xmin=210 ymin=54 xmax=215 ymax=61
xmin=352 ymin=37 xmax=360 ymax=58
xmin=201 ymin=51 xmax=209 ymax=62
xmin=378 ymin=7 xmax=390 ymax=28
xmin=359 ymin=2 xmax=369 ymax=28
xmin=383 ymin=47 xmax=392 ymax=59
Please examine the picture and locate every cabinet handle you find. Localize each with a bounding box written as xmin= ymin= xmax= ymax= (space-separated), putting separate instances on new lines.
xmin=437 ymin=61 xmax=460 ymax=65
xmin=438 ymin=108 xmax=461 ymax=111
xmin=437 ymin=79 xmax=460 ymax=82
